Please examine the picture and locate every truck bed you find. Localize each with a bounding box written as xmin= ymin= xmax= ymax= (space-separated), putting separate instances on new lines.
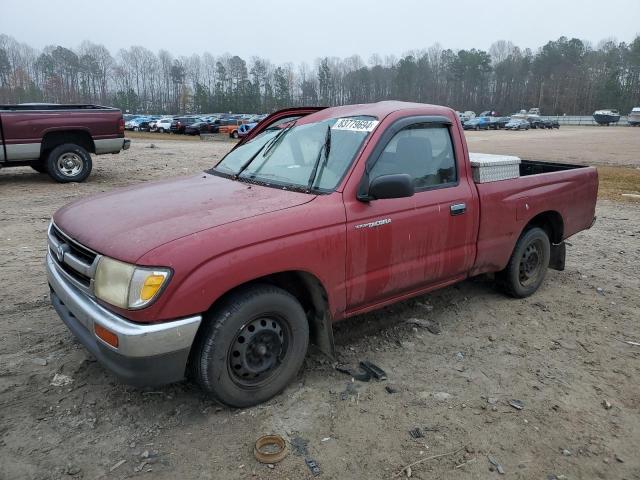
xmin=471 ymin=161 xmax=598 ymax=276
xmin=519 ymin=159 xmax=589 ymax=176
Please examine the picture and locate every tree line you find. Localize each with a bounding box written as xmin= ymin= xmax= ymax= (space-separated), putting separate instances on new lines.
xmin=1 ymin=34 xmax=639 ymax=115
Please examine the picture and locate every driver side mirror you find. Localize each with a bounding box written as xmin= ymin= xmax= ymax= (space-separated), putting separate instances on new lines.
xmin=366 ymin=174 xmax=415 ymax=200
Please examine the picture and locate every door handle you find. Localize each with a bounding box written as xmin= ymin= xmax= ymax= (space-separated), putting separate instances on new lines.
xmin=450 ymin=203 xmax=466 ymax=216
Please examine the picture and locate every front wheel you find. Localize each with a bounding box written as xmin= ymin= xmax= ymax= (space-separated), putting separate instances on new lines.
xmin=190 ymin=284 xmax=309 ymax=408
xmin=497 ymin=227 xmax=550 ymax=298
xmin=46 ymin=144 xmax=92 ymax=183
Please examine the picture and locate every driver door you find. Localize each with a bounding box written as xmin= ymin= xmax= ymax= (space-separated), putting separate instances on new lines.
xmin=344 ymin=119 xmax=477 ymax=311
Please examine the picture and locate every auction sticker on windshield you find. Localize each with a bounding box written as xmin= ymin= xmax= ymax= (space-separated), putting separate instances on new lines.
xmin=332 ymin=118 xmax=379 ymax=132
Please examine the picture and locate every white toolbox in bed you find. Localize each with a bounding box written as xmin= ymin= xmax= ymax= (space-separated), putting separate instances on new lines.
xmin=469 ymin=152 xmax=521 ymax=183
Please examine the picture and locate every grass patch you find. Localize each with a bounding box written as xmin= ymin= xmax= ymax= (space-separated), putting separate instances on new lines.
xmin=597 ymin=166 xmax=640 ymax=201
xmin=125 ymin=131 xmax=237 ymax=143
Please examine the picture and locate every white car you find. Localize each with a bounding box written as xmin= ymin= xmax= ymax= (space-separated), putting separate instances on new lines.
xmin=153 ymin=117 xmax=173 ymax=133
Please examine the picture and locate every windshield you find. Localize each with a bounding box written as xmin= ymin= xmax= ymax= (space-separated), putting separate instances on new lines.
xmin=213 ymin=116 xmax=378 ymax=192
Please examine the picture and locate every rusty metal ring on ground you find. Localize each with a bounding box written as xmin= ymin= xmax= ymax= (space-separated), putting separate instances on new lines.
xmin=254 ymin=434 xmax=288 ymax=464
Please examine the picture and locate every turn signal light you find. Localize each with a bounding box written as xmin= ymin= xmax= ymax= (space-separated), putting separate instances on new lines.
xmin=95 ymin=324 xmax=119 ymax=348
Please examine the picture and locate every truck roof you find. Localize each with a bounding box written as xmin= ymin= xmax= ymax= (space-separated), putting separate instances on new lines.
xmin=303 ymin=101 xmax=454 ymax=123
xmin=0 ymin=104 xmax=119 ymax=112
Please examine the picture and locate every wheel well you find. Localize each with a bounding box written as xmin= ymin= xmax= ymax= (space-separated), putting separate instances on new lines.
xmin=524 ymin=211 xmax=564 ymax=244
xmin=207 ymin=271 xmax=335 ymax=359
xmin=41 ymin=130 xmax=95 ymax=158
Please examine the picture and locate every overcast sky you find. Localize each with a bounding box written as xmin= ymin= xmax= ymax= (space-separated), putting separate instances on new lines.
xmin=2 ymin=0 xmax=639 ymax=64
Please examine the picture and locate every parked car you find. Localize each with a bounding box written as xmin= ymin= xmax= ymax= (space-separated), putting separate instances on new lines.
xmin=152 ymin=117 xmax=173 ymax=133
xmin=0 ymin=103 xmax=130 ymax=182
xmin=491 ymin=117 xmax=511 ymax=129
xmin=235 ymin=122 xmax=257 ymax=138
xmin=47 ymin=102 xmax=598 ymax=408
xmin=170 ymin=117 xmax=199 ymax=134
xmin=529 ymin=118 xmax=558 ymax=129
xmin=463 ymin=117 xmax=490 ymax=130
xmin=217 ymin=118 xmax=244 ymax=135
xmin=184 ymin=121 xmax=219 ymax=135
xmin=137 ymin=118 xmax=155 ymax=132
xmin=124 ymin=116 xmax=146 ymax=131
xmin=505 ymin=119 xmax=530 ymax=130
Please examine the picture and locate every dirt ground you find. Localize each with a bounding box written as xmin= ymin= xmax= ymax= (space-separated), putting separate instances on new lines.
xmin=1 ymin=128 xmax=639 ymax=480
xmin=465 ymin=126 xmax=640 ymax=168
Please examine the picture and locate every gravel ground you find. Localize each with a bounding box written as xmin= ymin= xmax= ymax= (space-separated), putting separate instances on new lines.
xmin=1 ymin=129 xmax=639 ymax=480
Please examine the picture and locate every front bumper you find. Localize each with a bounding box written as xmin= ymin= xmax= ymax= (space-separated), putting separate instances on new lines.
xmin=47 ymin=254 xmax=201 ymax=386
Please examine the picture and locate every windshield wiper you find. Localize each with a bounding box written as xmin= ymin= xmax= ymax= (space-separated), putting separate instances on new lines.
xmin=307 ymin=124 xmax=332 ymax=191
xmin=234 ymin=121 xmax=297 ymax=179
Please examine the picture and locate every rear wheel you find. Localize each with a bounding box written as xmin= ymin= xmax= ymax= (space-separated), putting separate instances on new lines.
xmin=191 ymin=284 xmax=309 ymax=407
xmin=158 ymin=127 xmax=165 ymax=133
xmin=46 ymin=143 xmax=92 ymax=183
xmin=232 ymin=130 xmax=239 ymax=139
xmin=497 ymin=227 xmax=550 ymax=298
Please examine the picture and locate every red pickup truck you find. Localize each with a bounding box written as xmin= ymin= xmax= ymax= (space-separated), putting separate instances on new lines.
xmin=46 ymin=102 xmax=598 ymax=407
xmin=0 ymin=104 xmax=130 ymax=182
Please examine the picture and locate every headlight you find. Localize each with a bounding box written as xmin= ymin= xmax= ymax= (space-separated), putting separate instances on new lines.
xmin=94 ymin=256 xmax=171 ymax=309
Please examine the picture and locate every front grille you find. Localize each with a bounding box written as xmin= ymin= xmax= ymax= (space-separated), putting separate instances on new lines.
xmin=48 ymin=223 xmax=100 ymax=291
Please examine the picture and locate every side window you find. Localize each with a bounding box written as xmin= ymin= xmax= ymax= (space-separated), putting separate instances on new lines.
xmin=370 ymin=124 xmax=457 ymax=189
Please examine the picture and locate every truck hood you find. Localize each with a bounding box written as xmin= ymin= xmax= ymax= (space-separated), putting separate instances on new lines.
xmin=53 ymin=173 xmax=315 ymax=263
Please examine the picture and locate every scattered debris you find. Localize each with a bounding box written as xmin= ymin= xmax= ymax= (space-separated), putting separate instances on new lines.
xmin=487 ymin=397 xmax=498 ymax=405
xmin=393 ymin=447 xmax=465 ymax=478
xmin=385 ymin=384 xmax=400 ymax=394
xmin=146 ymin=143 xmax=157 ymax=149
xmin=254 ymin=435 xmax=288 ymax=464
xmin=615 ymin=454 xmax=624 ymax=463
xmin=305 ymin=457 xmax=321 ymax=476
xmin=602 ymin=399 xmax=612 ymax=410
xmin=406 ymin=318 xmax=441 ymax=335
xmin=290 ymin=437 xmax=309 ymax=457
xmin=51 ymin=373 xmax=73 ymax=387
xmin=455 ymin=352 xmax=465 ymax=361
xmin=621 ymin=193 xmax=640 ymax=199
xmin=335 ymin=364 xmax=370 ymax=382
xmin=409 ymin=427 xmax=424 ymax=439
xmin=321 ymin=437 xmax=331 ymax=442
xmin=405 ymin=466 xmax=412 ymax=477
xmin=32 ymin=357 xmax=47 ymax=366
xmin=488 ymin=455 xmax=505 ymax=474
xmin=488 ymin=334 xmax=497 ymax=342
xmin=620 ymin=339 xmax=640 ymax=347
xmin=561 ymin=449 xmax=572 ymax=456
xmin=339 ymin=382 xmax=360 ymax=401
xmin=359 ymin=360 xmax=387 ymax=380
xmin=455 ymin=457 xmax=477 ymax=469
xmin=109 ymin=459 xmax=126 ymax=472
xmin=335 ymin=360 xmax=387 ymax=382
xmin=509 ymin=399 xmax=524 ymax=410
xmin=596 ymin=287 xmax=605 ymax=294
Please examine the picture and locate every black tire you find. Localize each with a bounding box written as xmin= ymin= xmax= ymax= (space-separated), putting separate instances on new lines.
xmin=191 ymin=284 xmax=309 ymax=407
xmin=46 ymin=143 xmax=92 ymax=183
xmin=31 ymin=162 xmax=48 ymax=173
xmin=158 ymin=127 xmax=165 ymax=133
xmin=497 ymin=227 xmax=550 ymax=298
xmin=232 ymin=130 xmax=239 ymax=139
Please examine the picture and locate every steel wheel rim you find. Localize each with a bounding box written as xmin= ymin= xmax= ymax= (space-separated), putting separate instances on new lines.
xmin=228 ymin=314 xmax=289 ymax=387
xmin=519 ymin=239 xmax=543 ymax=287
xmin=57 ymin=153 xmax=83 ymax=177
